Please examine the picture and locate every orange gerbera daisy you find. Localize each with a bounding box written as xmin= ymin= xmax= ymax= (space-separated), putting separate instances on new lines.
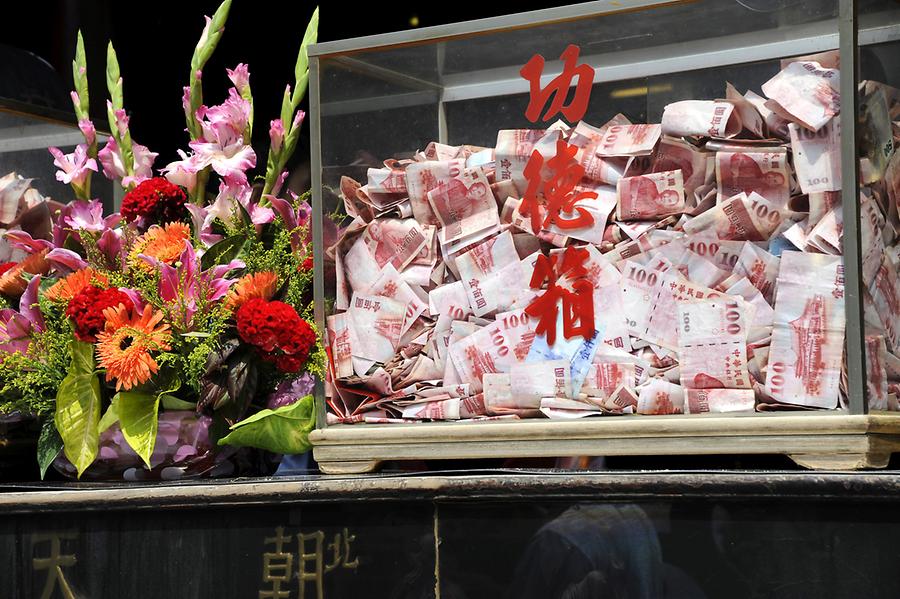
xmin=46 ymin=268 xmax=110 ymax=302
xmin=96 ymin=305 xmax=172 ymax=391
xmin=0 ymin=249 xmax=50 ymax=296
xmin=226 ymin=271 xmax=278 ymax=310
xmin=128 ymin=222 xmax=191 ymax=273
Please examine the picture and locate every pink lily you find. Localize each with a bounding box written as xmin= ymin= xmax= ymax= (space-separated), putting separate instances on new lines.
xmin=265 ymin=194 xmax=311 ymax=252
xmin=63 ymin=199 xmax=121 ymax=233
xmin=185 ymin=203 xmax=223 ymax=247
xmin=140 ymin=241 xmax=243 ymax=330
xmin=46 ymin=248 xmax=89 ymax=274
xmin=0 ymin=276 xmax=43 ymax=355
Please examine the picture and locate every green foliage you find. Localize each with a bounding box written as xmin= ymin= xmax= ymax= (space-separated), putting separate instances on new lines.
xmin=115 ymin=391 xmax=160 ymax=468
xmin=219 ymin=394 xmax=315 ymax=454
xmin=0 ymin=299 xmax=73 ymax=416
xmin=201 ymin=234 xmax=247 ymax=271
xmin=263 ymin=7 xmax=319 ymax=195
xmin=36 ymin=417 xmax=63 ymax=480
xmin=54 ymin=341 xmax=102 ymax=478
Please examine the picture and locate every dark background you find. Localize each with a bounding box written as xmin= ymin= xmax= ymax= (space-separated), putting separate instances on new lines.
xmin=0 ymin=0 xmax=570 ymax=168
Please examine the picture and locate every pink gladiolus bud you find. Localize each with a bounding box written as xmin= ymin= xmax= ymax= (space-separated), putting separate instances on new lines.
xmin=292 ymin=110 xmax=306 ymax=131
xmin=269 ymin=119 xmax=284 ymax=154
xmin=78 ymin=119 xmax=96 ymax=146
xmin=226 ymin=63 xmax=250 ymax=94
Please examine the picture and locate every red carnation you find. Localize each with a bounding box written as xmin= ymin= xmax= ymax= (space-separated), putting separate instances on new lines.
xmin=121 ymin=177 xmax=188 ymax=226
xmin=235 ymin=298 xmax=315 ymax=373
xmin=66 ymin=285 xmax=134 ymax=342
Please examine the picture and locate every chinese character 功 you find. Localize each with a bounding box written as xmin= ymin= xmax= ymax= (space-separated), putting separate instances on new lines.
xmin=525 ymin=246 xmax=596 ymax=345
xmin=520 ymin=44 xmax=595 ymax=123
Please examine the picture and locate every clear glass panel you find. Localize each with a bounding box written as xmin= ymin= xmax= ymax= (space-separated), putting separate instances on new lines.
xmin=857 ymin=1 xmax=900 ymax=412
xmin=315 ymin=0 xmax=887 ymax=430
xmin=0 ymin=107 xmax=116 ymax=212
xmin=439 ymin=499 xmax=900 ymax=599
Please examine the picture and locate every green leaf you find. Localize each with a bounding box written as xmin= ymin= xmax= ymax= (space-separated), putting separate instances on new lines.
xmin=279 ymin=85 xmax=293 ymax=137
xmin=293 ymin=7 xmax=319 ymax=98
xmin=98 ymin=401 xmax=119 ymax=433
xmin=160 ymin=395 xmax=197 ymax=411
xmin=71 ymin=31 xmax=90 ymax=119
xmin=116 ymin=391 xmax=160 ymax=469
xmin=70 ymin=340 xmax=95 ymax=374
xmin=54 ymin=344 xmax=102 ymax=478
xmin=105 ymin=41 xmax=123 ymax=110
xmin=219 ymin=395 xmax=316 ymax=454
xmin=180 ymin=331 xmax=212 ymax=338
xmin=37 ymin=418 xmax=64 ymax=481
xmin=200 ymin=234 xmax=247 ymax=270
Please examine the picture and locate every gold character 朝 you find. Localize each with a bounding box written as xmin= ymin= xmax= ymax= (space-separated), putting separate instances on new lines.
xmin=260 ymin=527 xmax=359 ymax=599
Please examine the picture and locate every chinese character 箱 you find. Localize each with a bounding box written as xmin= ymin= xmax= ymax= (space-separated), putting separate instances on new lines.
xmin=32 ymin=532 xmax=78 ymax=599
xmin=525 ymin=246 xmax=596 ymax=345
xmin=520 ymin=137 xmax=596 ymax=234
xmin=520 ymin=44 xmax=595 ymax=124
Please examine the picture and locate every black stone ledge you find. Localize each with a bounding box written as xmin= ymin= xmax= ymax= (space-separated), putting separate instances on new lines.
xmin=2 ymin=470 xmax=900 ymax=513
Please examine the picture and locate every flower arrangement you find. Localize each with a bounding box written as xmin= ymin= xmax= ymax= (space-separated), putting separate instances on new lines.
xmin=0 ymin=1 xmax=322 ymax=478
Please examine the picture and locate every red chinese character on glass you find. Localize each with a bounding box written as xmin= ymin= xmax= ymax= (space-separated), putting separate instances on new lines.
xmin=525 ymin=246 xmax=596 ymax=345
xmin=520 ymin=44 xmax=595 ymax=123
xmin=520 ymin=137 xmax=596 ymax=233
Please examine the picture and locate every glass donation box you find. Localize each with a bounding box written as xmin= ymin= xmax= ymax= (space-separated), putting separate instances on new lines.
xmin=308 ymin=0 xmax=900 ymax=473
xmin=0 ymin=99 xmax=115 ymax=214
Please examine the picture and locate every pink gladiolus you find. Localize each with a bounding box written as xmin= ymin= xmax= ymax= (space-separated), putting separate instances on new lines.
xmin=272 ymin=169 xmax=289 ymax=197
xmin=162 ymin=149 xmax=201 ymax=194
xmin=269 ymin=119 xmax=284 ymax=154
xmin=189 ymin=139 xmax=256 ymax=186
xmin=122 ymin=143 xmax=158 ymax=188
xmin=98 ymin=138 xmax=126 ymax=180
xmin=292 ymin=109 xmax=306 ymax=131
xmin=182 ymin=86 xmax=192 ymax=121
xmin=99 ymin=138 xmax=158 ymax=186
xmin=107 ymin=101 xmax=129 ymax=135
xmin=49 ymin=144 xmax=97 ymax=187
xmin=196 ymin=88 xmax=251 ymax=147
xmin=226 ymin=63 xmax=250 ymax=94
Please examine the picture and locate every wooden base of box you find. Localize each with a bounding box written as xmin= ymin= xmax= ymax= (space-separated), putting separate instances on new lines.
xmin=310 ymin=412 xmax=900 ymax=474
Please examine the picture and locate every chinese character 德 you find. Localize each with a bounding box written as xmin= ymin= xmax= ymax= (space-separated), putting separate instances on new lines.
xmin=520 ymin=137 xmax=596 ymax=234
xmin=525 ymin=246 xmax=596 ymax=345
xmin=520 ymin=44 xmax=595 ymax=123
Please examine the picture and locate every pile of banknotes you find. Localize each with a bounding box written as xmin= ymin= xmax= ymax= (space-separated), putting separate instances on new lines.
xmin=324 ymin=50 xmax=900 ymax=424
